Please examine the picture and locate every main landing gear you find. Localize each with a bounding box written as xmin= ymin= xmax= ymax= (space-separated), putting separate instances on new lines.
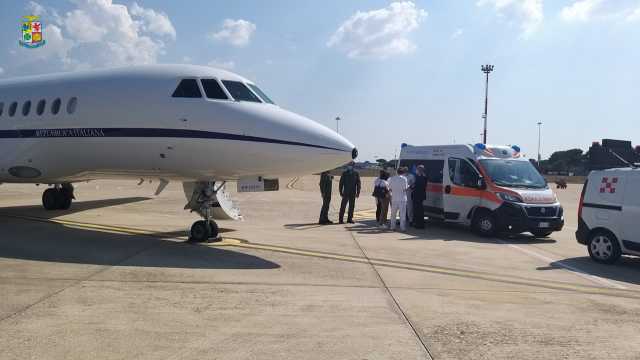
xmin=42 ymin=184 xmax=75 ymax=210
xmin=184 ymin=181 xmax=221 ymax=242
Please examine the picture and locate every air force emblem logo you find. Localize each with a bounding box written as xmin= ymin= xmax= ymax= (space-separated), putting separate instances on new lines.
xmin=20 ymin=15 xmax=46 ymax=49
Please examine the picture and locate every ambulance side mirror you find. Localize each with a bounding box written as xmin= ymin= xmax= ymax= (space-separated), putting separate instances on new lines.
xmin=477 ymin=177 xmax=487 ymax=190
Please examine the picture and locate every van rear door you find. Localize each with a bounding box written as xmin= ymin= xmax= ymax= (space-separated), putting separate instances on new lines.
xmin=443 ymin=157 xmax=482 ymax=223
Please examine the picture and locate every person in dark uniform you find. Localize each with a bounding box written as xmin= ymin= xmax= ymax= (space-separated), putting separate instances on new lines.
xmin=339 ymin=162 xmax=361 ymax=224
xmin=319 ymin=171 xmax=334 ymax=224
xmin=412 ymin=165 xmax=428 ymax=229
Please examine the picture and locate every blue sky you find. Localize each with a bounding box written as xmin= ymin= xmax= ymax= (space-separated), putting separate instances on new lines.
xmin=1 ymin=0 xmax=639 ymax=161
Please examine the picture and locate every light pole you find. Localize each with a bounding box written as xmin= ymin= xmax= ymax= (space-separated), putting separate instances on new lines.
xmin=335 ymin=116 xmax=341 ymax=134
xmin=481 ymin=64 xmax=494 ymax=144
xmin=537 ymin=121 xmax=543 ymax=163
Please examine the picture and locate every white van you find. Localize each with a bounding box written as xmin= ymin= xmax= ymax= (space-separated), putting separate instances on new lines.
xmin=398 ymin=143 xmax=564 ymax=237
xmin=576 ymin=168 xmax=640 ymax=263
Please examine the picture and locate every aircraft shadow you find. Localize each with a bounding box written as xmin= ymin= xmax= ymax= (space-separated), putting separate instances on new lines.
xmin=0 ymin=217 xmax=279 ymax=270
xmin=546 ymin=256 xmax=640 ymax=286
xmin=0 ymin=197 xmax=153 ymax=219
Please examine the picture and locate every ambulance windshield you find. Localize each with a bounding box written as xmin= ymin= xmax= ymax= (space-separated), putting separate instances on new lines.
xmin=479 ymin=159 xmax=547 ymax=189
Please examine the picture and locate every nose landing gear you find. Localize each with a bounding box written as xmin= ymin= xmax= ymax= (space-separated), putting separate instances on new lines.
xmin=184 ymin=181 xmax=222 ymax=242
xmin=42 ymin=184 xmax=75 ymax=210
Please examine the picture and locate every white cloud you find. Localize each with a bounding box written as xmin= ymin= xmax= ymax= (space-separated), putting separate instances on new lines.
xmin=559 ymin=0 xmax=640 ymax=23
xmin=477 ymin=0 xmax=543 ymax=37
xmin=0 ymin=67 xmax=4 ymax=76
xmin=327 ymin=1 xmax=427 ymax=59
xmin=130 ymin=2 xmax=176 ymax=39
xmin=210 ymin=19 xmax=256 ymax=47
xmin=451 ymin=28 xmax=464 ymax=39
xmin=6 ymin=0 xmax=176 ymax=76
xmin=560 ymin=0 xmax=603 ymax=22
xmin=628 ymin=6 xmax=640 ymax=21
xmin=207 ymin=59 xmax=235 ymax=70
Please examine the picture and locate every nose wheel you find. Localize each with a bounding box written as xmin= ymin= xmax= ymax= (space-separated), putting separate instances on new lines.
xmin=190 ymin=220 xmax=220 ymax=243
xmin=42 ymin=184 xmax=74 ymax=210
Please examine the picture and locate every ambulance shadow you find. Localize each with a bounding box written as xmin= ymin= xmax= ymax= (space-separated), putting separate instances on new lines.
xmin=0 ymin=217 xmax=278 ymax=270
xmin=0 ymin=197 xmax=152 ymax=219
xmin=394 ymin=220 xmax=557 ymax=244
xmin=545 ymin=257 xmax=640 ymax=286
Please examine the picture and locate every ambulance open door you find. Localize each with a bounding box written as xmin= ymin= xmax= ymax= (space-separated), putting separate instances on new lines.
xmin=443 ymin=157 xmax=483 ymax=223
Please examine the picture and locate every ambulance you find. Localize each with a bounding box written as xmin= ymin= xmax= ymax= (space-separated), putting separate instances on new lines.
xmin=398 ymin=143 xmax=564 ymax=237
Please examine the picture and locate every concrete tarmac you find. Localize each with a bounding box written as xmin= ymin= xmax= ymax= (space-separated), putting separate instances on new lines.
xmin=1 ymin=177 xmax=639 ymax=359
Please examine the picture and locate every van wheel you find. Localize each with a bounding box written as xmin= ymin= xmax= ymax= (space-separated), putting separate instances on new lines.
xmin=531 ymin=230 xmax=553 ymax=238
xmin=588 ymin=230 xmax=622 ymax=264
xmin=472 ymin=211 xmax=496 ymax=237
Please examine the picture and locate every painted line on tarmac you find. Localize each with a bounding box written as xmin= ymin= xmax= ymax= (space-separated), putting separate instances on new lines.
xmin=285 ymin=177 xmax=300 ymax=190
xmin=497 ymin=240 xmax=627 ymax=290
xmin=351 ymin=209 xmax=626 ymax=290
xmin=2 ymin=212 xmax=638 ymax=299
xmin=225 ymin=240 xmax=640 ymax=299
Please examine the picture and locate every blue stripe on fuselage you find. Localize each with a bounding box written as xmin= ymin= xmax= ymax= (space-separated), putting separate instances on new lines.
xmin=0 ymin=128 xmax=348 ymax=152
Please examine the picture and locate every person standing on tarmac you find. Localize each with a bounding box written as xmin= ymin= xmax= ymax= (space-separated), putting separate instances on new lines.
xmin=388 ymin=167 xmax=409 ymax=232
xmin=318 ymin=171 xmax=334 ymax=225
xmin=339 ymin=162 xmax=361 ymax=224
xmin=373 ymin=170 xmax=390 ymax=228
xmin=412 ymin=165 xmax=428 ymax=229
xmin=405 ymin=168 xmax=416 ymax=226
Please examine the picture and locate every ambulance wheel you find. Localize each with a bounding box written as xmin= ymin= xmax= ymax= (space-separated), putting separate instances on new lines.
xmin=531 ymin=230 xmax=553 ymax=238
xmin=42 ymin=189 xmax=59 ymax=210
xmin=190 ymin=220 xmax=211 ymax=242
xmin=588 ymin=230 xmax=621 ymax=264
xmin=472 ymin=210 xmax=496 ymax=237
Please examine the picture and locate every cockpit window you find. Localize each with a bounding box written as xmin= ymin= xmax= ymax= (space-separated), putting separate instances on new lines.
xmin=221 ymin=80 xmax=262 ymax=103
xmin=171 ymin=79 xmax=202 ymax=98
xmin=200 ymin=79 xmax=229 ymax=100
xmin=247 ymin=84 xmax=275 ymax=104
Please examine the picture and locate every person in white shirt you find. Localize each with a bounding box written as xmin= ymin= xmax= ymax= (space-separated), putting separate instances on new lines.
xmin=388 ymin=167 xmax=409 ymax=231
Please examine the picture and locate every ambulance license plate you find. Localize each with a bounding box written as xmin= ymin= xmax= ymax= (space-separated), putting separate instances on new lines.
xmin=539 ymin=222 xmax=550 ymax=228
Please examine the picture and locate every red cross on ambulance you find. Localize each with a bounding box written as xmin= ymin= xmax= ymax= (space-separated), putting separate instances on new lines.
xmin=600 ymin=176 xmax=618 ymax=194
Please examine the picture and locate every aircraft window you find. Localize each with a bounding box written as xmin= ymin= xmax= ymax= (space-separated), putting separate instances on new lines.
xmin=36 ymin=99 xmax=46 ymax=115
xmin=51 ymin=98 xmax=61 ymax=115
xmin=221 ymin=80 xmax=262 ymax=103
xmin=22 ymin=100 xmax=31 ymax=116
xmin=171 ymin=79 xmax=202 ymax=98
xmin=201 ymin=79 xmax=229 ymax=100
xmin=67 ymin=97 xmax=78 ymax=114
xmin=0 ymin=102 xmax=3 ymax=116
xmin=9 ymin=102 xmax=17 ymax=117
xmin=248 ymin=84 xmax=275 ymax=104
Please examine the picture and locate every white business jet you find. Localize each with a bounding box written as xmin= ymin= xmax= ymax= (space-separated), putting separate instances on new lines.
xmin=0 ymin=64 xmax=356 ymax=241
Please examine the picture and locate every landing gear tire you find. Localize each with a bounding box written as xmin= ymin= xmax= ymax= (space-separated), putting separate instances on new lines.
xmin=588 ymin=230 xmax=622 ymax=264
xmin=190 ymin=220 xmax=211 ymax=242
xmin=42 ymin=189 xmax=59 ymax=210
xmin=58 ymin=189 xmax=73 ymax=210
xmin=472 ymin=211 xmax=496 ymax=237
xmin=42 ymin=187 xmax=74 ymax=210
xmin=208 ymin=220 xmax=219 ymax=240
